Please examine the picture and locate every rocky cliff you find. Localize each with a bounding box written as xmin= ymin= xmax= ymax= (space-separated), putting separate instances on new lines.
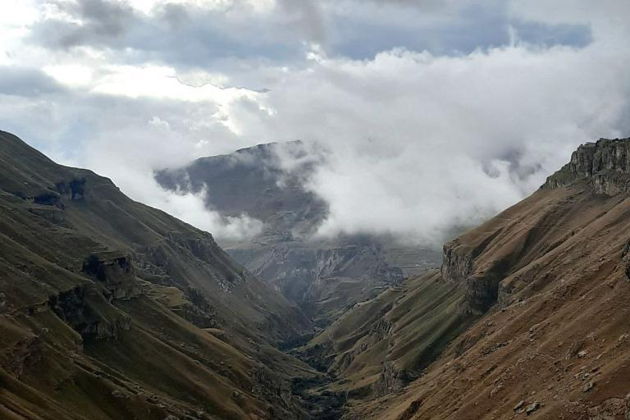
xmin=434 ymin=138 xmax=630 ymax=317
xmin=544 ymin=138 xmax=630 ymax=194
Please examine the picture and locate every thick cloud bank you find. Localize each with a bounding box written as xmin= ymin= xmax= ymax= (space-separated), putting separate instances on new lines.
xmin=268 ymin=42 xmax=630 ymax=243
xmin=0 ymin=0 xmax=628 ymax=243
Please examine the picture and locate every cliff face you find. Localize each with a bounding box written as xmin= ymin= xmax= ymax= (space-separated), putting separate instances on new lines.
xmin=436 ymin=138 xmax=630 ymax=316
xmin=544 ymin=138 xmax=630 ymax=194
xmin=346 ymin=138 xmax=630 ymax=419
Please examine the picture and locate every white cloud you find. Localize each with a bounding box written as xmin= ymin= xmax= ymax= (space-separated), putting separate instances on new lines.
xmin=89 ymin=64 xmax=257 ymax=103
xmin=1 ymin=0 xmax=629 ymax=244
xmin=126 ymin=0 xmax=275 ymax=14
xmin=43 ymin=63 xmax=94 ymax=86
xmin=144 ymin=185 xmax=264 ymax=240
xmin=231 ymin=35 xmax=630 ymax=243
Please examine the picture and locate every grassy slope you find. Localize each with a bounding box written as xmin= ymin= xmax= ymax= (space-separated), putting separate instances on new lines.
xmin=300 ymin=271 xmax=468 ymax=403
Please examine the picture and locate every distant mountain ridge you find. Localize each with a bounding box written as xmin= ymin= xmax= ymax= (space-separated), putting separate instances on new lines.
xmin=155 ymin=141 xmax=442 ymax=326
xmin=156 ymin=141 xmax=328 ymax=240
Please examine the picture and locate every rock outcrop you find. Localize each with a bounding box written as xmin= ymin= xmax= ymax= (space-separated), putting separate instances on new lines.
xmin=622 ymin=240 xmax=630 ymax=281
xmin=82 ymin=251 xmax=141 ymax=300
xmin=48 ymin=285 xmax=132 ymax=342
xmin=544 ymin=138 xmax=630 ymax=194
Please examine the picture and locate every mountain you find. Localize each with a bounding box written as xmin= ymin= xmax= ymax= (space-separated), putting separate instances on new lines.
xmin=0 ymin=130 xmax=324 ymax=419
xmin=306 ymin=138 xmax=630 ymax=419
xmin=155 ymin=142 xmax=442 ymax=326
xmin=4 ymin=130 xmax=630 ymax=420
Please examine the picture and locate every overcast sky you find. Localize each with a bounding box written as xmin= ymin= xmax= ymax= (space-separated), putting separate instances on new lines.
xmin=1 ymin=0 xmax=629 ymax=244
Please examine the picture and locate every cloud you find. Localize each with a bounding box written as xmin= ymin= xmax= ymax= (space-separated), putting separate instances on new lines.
xmin=34 ymin=0 xmax=136 ymax=48
xmin=0 ymin=0 xmax=629 ymax=244
xmin=0 ymin=67 xmax=65 ymax=96
xmin=125 ymin=180 xmax=264 ymax=240
xmin=28 ymin=0 xmax=592 ymax=73
xmin=232 ymin=39 xmax=630 ymax=244
xmin=275 ymin=0 xmax=326 ymax=43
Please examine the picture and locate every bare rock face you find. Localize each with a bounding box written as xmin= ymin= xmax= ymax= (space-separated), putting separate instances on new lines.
xmin=441 ymin=234 xmax=509 ymax=314
xmin=55 ymin=178 xmax=86 ymax=200
xmin=48 ymin=286 xmax=132 ymax=342
xmin=83 ymin=252 xmax=141 ymax=300
xmin=544 ymin=138 xmax=630 ymax=194
xmin=622 ymin=240 xmax=630 ymax=281
xmin=441 ymin=239 xmax=474 ymax=284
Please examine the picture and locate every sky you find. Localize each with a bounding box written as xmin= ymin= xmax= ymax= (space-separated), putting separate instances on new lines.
xmin=0 ymin=0 xmax=629 ymax=244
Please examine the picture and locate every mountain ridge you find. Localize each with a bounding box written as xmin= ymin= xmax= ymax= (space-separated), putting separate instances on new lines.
xmin=2 ymin=132 xmax=630 ymax=419
xmin=0 ymin=130 xmax=322 ymax=419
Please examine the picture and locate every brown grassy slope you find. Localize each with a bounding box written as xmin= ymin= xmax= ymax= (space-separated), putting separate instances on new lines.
xmin=0 ymin=130 xmax=318 ymax=419
xmin=348 ymin=140 xmax=630 ymax=419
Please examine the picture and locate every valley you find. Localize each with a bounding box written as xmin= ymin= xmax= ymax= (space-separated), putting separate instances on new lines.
xmin=155 ymin=141 xmax=442 ymax=327
xmin=1 ymin=131 xmax=630 ymax=419
xmin=1 ymin=1 xmax=628 ymax=419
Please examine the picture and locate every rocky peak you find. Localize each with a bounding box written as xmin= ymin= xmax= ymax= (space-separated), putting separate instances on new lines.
xmin=544 ymin=138 xmax=630 ymax=194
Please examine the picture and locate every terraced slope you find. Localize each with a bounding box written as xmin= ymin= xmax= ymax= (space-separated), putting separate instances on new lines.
xmin=0 ymin=130 xmax=318 ymax=419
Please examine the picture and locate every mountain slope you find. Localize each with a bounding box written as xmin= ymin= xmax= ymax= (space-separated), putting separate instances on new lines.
xmin=0 ymin=130 xmax=319 ymax=419
xmin=344 ymin=138 xmax=630 ymax=419
xmin=298 ymin=270 xmax=468 ymax=400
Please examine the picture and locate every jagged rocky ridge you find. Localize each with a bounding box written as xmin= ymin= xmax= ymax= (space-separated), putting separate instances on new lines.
xmin=334 ymin=137 xmax=630 ymax=419
xmin=544 ymin=138 xmax=630 ymax=194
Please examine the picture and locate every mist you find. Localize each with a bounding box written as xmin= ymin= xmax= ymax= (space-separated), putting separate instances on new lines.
xmin=0 ymin=0 xmax=629 ymax=243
